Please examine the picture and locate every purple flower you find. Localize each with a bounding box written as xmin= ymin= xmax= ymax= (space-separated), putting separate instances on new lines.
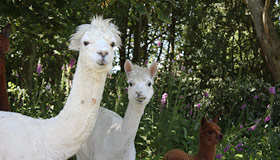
xmin=241 ymin=104 xmax=246 ymax=110
xmin=196 ymin=104 xmax=201 ymax=108
xmin=124 ymin=89 xmax=128 ymax=92
xmin=69 ymin=58 xmax=76 ymax=69
xmin=203 ymin=92 xmax=209 ymax=98
xmin=188 ymin=68 xmax=192 ymax=73
xmin=269 ymin=87 xmax=276 ymax=95
xmin=144 ymin=60 xmax=148 ymax=65
xmin=61 ymin=65 xmax=65 ymax=71
xmin=240 ymin=124 xmax=244 ymax=129
xmin=189 ymin=110 xmax=192 ymax=115
xmin=36 ymin=64 xmax=42 ymax=76
xmin=161 ymin=93 xmax=168 ymax=105
xmin=179 ymin=95 xmax=184 ymax=99
xmin=267 ymin=104 xmax=270 ymax=109
xmin=157 ymin=41 xmax=162 ymax=47
xmin=235 ymin=142 xmax=242 ymax=150
xmin=181 ymin=66 xmax=186 ymax=71
xmin=264 ymin=116 xmax=271 ymax=122
xmin=253 ymin=95 xmax=259 ymax=100
xmin=187 ymin=104 xmax=191 ymax=108
xmin=171 ymin=59 xmax=175 ymax=63
xmin=248 ymin=125 xmax=257 ymax=131
xmin=224 ymin=144 xmax=230 ymax=152
xmin=216 ymin=154 xmax=223 ymax=159
xmin=46 ymin=105 xmax=50 ymax=110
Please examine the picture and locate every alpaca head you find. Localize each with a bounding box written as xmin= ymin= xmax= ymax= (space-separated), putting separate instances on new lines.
xmin=69 ymin=16 xmax=121 ymax=72
xmin=124 ymin=60 xmax=157 ymax=105
xmin=199 ymin=115 xmax=223 ymax=147
xmin=0 ymin=24 xmax=11 ymax=58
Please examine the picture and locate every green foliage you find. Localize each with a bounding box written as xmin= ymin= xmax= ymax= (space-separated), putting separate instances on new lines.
xmin=1 ymin=0 xmax=280 ymax=159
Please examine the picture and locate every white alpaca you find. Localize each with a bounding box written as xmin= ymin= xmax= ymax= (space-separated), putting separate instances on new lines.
xmin=0 ymin=16 xmax=121 ymax=160
xmin=76 ymin=60 xmax=158 ymax=160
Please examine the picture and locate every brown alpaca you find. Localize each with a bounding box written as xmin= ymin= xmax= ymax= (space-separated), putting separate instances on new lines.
xmin=163 ymin=116 xmax=223 ymax=160
xmin=0 ymin=24 xmax=11 ymax=111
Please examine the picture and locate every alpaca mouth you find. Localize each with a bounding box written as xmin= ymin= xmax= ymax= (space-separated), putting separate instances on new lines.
xmin=136 ymin=97 xmax=146 ymax=102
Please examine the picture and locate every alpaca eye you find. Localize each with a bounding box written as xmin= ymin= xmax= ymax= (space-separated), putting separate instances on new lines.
xmin=111 ymin=42 xmax=115 ymax=47
xmin=147 ymin=82 xmax=152 ymax=87
xmin=208 ymin=131 xmax=214 ymax=135
xmin=84 ymin=41 xmax=89 ymax=46
xmin=129 ymin=82 xmax=133 ymax=87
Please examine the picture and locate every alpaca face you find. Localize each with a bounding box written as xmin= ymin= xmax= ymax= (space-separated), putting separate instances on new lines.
xmin=79 ymin=28 xmax=116 ymax=71
xmin=69 ymin=16 xmax=121 ymax=72
xmin=124 ymin=60 xmax=157 ymax=105
xmin=200 ymin=117 xmax=223 ymax=146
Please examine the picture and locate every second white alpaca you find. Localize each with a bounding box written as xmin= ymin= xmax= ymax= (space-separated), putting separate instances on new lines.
xmin=76 ymin=60 xmax=158 ymax=160
xmin=0 ymin=16 xmax=121 ymax=160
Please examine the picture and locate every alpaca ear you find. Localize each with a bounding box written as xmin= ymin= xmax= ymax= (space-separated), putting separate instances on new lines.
xmin=149 ymin=61 xmax=158 ymax=79
xmin=69 ymin=24 xmax=91 ymax=51
xmin=213 ymin=115 xmax=219 ymax=124
xmin=124 ymin=60 xmax=133 ymax=77
xmin=201 ymin=117 xmax=207 ymax=127
xmin=1 ymin=24 xmax=11 ymax=38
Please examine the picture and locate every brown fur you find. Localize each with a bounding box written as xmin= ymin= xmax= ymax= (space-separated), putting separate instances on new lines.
xmin=163 ymin=116 xmax=223 ymax=160
xmin=0 ymin=24 xmax=11 ymax=111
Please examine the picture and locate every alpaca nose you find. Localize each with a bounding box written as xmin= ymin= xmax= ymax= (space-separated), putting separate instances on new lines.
xmin=97 ymin=51 xmax=109 ymax=57
xmin=136 ymin=91 xmax=142 ymax=97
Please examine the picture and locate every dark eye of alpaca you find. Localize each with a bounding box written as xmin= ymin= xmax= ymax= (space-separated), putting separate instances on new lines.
xmin=111 ymin=42 xmax=115 ymax=47
xmin=208 ymin=131 xmax=214 ymax=135
xmin=129 ymin=82 xmax=133 ymax=87
xmin=84 ymin=41 xmax=89 ymax=46
xmin=147 ymin=82 xmax=152 ymax=87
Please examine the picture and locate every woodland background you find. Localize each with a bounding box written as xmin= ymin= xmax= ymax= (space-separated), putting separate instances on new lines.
xmin=1 ymin=0 xmax=280 ymax=159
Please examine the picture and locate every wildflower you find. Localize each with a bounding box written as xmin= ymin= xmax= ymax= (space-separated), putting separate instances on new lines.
xmin=157 ymin=41 xmax=162 ymax=47
xmin=144 ymin=60 xmax=148 ymax=65
xmin=161 ymin=93 xmax=168 ymax=105
xmin=264 ymin=115 xmax=271 ymax=123
xmin=61 ymin=65 xmax=65 ymax=71
xmin=224 ymin=144 xmax=230 ymax=152
xmin=241 ymin=104 xmax=246 ymax=110
xmin=189 ymin=110 xmax=192 ymax=115
xmin=45 ymin=84 xmax=51 ymax=90
xmin=269 ymin=87 xmax=276 ymax=95
xmin=203 ymin=92 xmax=209 ymax=98
xmin=36 ymin=64 xmax=42 ymax=76
xmin=216 ymin=154 xmax=223 ymax=159
xmin=240 ymin=124 xmax=244 ymax=129
xmin=171 ymin=59 xmax=175 ymax=63
xmin=69 ymin=58 xmax=76 ymax=69
xmin=188 ymin=68 xmax=192 ymax=73
xmin=235 ymin=142 xmax=243 ymax=150
xmin=267 ymin=104 xmax=270 ymax=109
xmin=196 ymin=104 xmax=201 ymax=108
xmin=46 ymin=105 xmax=50 ymax=110
xmin=253 ymin=95 xmax=259 ymax=100
xmin=181 ymin=66 xmax=186 ymax=71
xmin=124 ymin=89 xmax=128 ymax=92
xmin=248 ymin=125 xmax=257 ymax=131
xmin=179 ymin=95 xmax=183 ymax=99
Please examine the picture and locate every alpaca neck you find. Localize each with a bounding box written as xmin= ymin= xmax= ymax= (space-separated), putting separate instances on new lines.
xmin=195 ymin=140 xmax=216 ymax=160
xmin=0 ymin=57 xmax=9 ymax=111
xmin=46 ymin=59 xmax=108 ymax=153
xmin=118 ymin=101 xmax=146 ymax=148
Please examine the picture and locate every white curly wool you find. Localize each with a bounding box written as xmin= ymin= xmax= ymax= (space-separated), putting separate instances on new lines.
xmin=0 ymin=16 xmax=121 ymax=160
xmin=76 ymin=60 xmax=158 ymax=160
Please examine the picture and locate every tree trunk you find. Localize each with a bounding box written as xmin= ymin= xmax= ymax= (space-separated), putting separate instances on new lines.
xmin=244 ymin=0 xmax=280 ymax=81
xmin=132 ymin=15 xmax=142 ymax=64
xmin=21 ymin=40 xmax=36 ymax=93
